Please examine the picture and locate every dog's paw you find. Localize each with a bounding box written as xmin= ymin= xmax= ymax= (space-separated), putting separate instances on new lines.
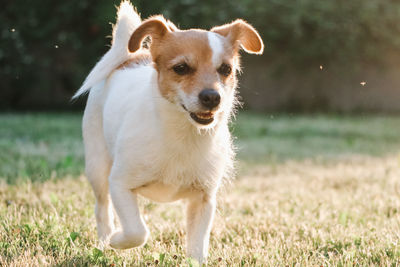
xmin=187 ymin=257 xmax=204 ymax=266
xmin=109 ymin=229 xmax=148 ymax=249
xmin=97 ymin=226 xmax=114 ymax=247
xmin=97 ymin=233 xmax=111 ymax=250
xmin=187 ymin=248 xmax=207 ymax=266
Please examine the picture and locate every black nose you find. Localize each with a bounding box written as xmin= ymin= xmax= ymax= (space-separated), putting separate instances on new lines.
xmin=199 ymin=89 xmax=220 ymax=109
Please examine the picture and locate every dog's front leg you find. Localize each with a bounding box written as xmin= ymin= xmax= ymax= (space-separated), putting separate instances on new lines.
xmin=186 ymin=193 xmax=216 ymax=264
xmin=108 ymin=179 xmax=149 ymax=249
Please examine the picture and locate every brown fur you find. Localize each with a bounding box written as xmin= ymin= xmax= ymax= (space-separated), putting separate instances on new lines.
xmin=154 ymin=30 xmax=238 ymax=100
xmin=128 ymin=16 xmax=175 ymax=53
xmin=211 ymin=19 xmax=264 ymax=54
xmin=155 ymin=31 xmax=213 ymax=97
xmin=126 ymin=17 xmax=262 ymax=102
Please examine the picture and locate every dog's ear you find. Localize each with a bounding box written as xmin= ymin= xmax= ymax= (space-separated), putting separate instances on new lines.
xmin=129 ymin=16 xmax=176 ymax=53
xmin=211 ymin=19 xmax=264 ymax=55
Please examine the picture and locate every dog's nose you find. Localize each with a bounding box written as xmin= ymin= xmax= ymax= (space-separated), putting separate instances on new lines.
xmin=199 ymin=89 xmax=220 ymax=109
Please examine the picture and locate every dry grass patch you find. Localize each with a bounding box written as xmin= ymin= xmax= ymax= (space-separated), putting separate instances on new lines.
xmin=1 ymin=155 xmax=400 ymax=266
xmin=2 ymin=113 xmax=400 ymax=266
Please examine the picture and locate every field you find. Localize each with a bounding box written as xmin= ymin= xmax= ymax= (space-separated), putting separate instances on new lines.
xmin=1 ymin=112 xmax=400 ymax=266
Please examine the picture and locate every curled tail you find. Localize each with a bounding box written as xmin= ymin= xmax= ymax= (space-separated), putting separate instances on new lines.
xmin=72 ymin=1 xmax=141 ymax=99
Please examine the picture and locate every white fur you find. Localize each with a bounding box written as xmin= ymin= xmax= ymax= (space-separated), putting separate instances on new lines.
xmin=83 ymin=66 xmax=233 ymax=263
xmin=207 ymin=32 xmax=224 ymax=66
xmin=73 ymin=1 xmax=141 ymax=98
xmin=77 ymin=2 xmax=235 ymax=264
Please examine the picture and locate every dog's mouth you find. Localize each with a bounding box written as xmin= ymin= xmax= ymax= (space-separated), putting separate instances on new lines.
xmin=190 ymin=112 xmax=214 ymax=125
xmin=182 ymin=105 xmax=215 ymax=125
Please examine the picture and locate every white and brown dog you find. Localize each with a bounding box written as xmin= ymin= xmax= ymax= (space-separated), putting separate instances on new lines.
xmin=73 ymin=1 xmax=263 ymax=263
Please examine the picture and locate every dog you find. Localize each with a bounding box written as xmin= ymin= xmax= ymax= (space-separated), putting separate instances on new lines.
xmin=73 ymin=1 xmax=263 ymax=263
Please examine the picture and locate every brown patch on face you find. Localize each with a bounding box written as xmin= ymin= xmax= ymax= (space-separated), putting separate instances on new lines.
xmin=150 ymin=30 xmax=238 ymax=101
xmin=127 ymin=17 xmax=241 ymax=107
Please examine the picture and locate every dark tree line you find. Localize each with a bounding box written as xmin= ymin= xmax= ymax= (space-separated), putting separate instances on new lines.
xmin=1 ymin=0 xmax=399 ymax=110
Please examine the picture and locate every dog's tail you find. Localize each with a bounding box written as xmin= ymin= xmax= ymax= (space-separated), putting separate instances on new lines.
xmin=72 ymin=1 xmax=141 ymax=99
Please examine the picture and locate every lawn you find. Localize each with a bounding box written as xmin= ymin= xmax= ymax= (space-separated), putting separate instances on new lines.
xmin=1 ymin=112 xmax=400 ymax=266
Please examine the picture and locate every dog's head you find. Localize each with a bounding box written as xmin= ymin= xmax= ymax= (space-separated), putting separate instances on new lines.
xmin=128 ymin=17 xmax=263 ymax=128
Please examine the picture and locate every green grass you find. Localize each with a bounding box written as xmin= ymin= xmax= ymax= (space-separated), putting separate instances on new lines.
xmin=0 ymin=113 xmax=84 ymax=184
xmin=1 ymin=112 xmax=400 ymax=266
xmin=233 ymin=112 xmax=400 ymax=162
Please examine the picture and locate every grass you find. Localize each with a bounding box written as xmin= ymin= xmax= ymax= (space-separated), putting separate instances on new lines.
xmin=0 ymin=113 xmax=83 ymax=184
xmin=1 ymin=112 xmax=400 ymax=266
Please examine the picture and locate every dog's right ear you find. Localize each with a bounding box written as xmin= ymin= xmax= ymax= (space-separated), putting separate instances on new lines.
xmin=211 ymin=19 xmax=264 ymax=55
xmin=128 ymin=16 xmax=175 ymax=53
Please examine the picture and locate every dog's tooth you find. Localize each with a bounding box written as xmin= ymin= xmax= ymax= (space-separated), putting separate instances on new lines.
xmin=194 ymin=112 xmax=214 ymax=120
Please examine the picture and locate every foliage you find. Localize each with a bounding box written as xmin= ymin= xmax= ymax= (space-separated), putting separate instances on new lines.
xmin=141 ymin=0 xmax=400 ymax=65
xmin=1 ymin=0 xmax=400 ymax=109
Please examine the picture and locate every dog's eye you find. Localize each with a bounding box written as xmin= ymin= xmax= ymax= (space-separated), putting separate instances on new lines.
xmin=173 ymin=63 xmax=192 ymax=75
xmin=217 ymin=63 xmax=232 ymax=77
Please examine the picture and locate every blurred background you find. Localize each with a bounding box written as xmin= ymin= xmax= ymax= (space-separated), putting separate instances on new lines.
xmin=2 ymin=0 xmax=400 ymax=112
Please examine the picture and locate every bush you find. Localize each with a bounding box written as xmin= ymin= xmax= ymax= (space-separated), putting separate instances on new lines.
xmin=1 ymin=0 xmax=399 ymax=110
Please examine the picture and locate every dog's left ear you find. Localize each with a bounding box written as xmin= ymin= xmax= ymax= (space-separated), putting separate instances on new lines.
xmin=211 ymin=19 xmax=264 ymax=55
xmin=129 ymin=16 xmax=177 ymax=53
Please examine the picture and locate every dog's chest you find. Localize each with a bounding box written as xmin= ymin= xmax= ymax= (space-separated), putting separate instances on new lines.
xmin=134 ymin=145 xmax=224 ymax=200
xmin=160 ymin=140 xmax=218 ymax=187
xmin=143 ymin=131 xmax=229 ymax=192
